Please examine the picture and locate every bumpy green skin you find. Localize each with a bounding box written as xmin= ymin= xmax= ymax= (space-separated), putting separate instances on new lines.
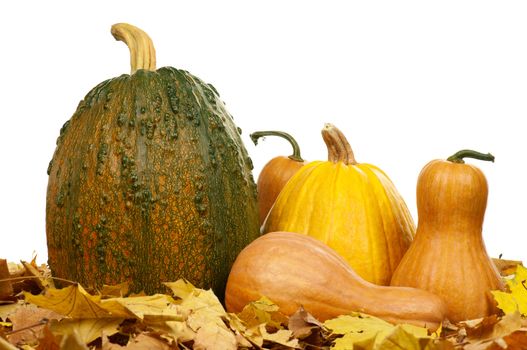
xmin=46 ymin=67 xmax=260 ymax=299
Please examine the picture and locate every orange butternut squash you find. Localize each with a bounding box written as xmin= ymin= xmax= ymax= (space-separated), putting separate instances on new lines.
xmin=262 ymin=124 xmax=415 ymax=285
xmin=225 ymin=231 xmax=446 ymax=330
xmin=390 ymin=150 xmax=505 ymax=322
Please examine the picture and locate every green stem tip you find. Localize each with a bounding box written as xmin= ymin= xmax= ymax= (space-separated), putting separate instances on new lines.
xmin=447 ymin=149 xmax=495 ymax=164
xmin=249 ymin=131 xmax=304 ymax=162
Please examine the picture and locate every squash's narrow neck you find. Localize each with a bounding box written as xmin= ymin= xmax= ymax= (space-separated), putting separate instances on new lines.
xmin=446 ymin=150 xmax=494 ymax=164
xmin=111 ymin=23 xmax=157 ymax=74
xmin=321 ymin=123 xmax=357 ymax=165
xmin=250 ymin=131 xmax=304 ymax=162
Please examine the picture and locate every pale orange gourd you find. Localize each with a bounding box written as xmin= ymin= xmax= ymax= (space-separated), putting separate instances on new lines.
xmin=390 ymin=150 xmax=505 ymax=322
xmin=250 ymin=131 xmax=307 ymax=225
xmin=225 ymin=231 xmax=446 ymax=330
xmin=262 ymin=124 xmax=415 ymax=285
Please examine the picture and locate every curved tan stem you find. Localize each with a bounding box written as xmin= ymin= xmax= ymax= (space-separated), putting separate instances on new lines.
xmin=321 ymin=123 xmax=357 ymax=165
xmin=111 ymin=23 xmax=156 ymax=74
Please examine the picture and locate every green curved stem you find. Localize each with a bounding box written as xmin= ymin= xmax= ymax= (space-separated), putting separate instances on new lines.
xmin=250 ymin=131 xmax=304 ymax=162
xmin=447 ymin=149 xmax=495 ymax=164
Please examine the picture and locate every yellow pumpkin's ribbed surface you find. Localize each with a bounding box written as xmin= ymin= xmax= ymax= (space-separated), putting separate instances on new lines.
xmin=263 ymin=159 xmax=415 ymax=285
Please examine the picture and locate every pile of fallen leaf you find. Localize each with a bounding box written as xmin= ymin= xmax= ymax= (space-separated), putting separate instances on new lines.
xmin=0 ymin=257 xmax=526 ymax=349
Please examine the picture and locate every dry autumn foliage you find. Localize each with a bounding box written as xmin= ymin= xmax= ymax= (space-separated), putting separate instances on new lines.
xmin=0 ymin=257 xmax=526 ymax=349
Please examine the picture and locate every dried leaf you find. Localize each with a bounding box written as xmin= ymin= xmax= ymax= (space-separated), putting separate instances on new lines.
xmin=183 ymin=291 xmax=226 ymax=331
xmin=376 ymin=325 xmax=428 ymax=350
xmin=100 ymin=294 xmax=177 ymax=320
xmin=487 ymin=329 xmax=527 ymax=349
xmin=100 ymin=283 xmax=130 ymax=298
xmin=124 ymin=333 xmax=172 ymax=349
xmin=225 ymin=313 xmax=253 ymax=348
xmin=0 ymin=301 xmax=24 ymax=321
xmin=288 ymin=306 xmax=326 ymax=339
xmin=472 ymin=312 xmax=521 ymax=342
xmin=462 ymin=316 xmax=500 ymax=345
xmin=164 ymin=279 xmax=195 ymax=300
xmin=492 ymin=258 xmax=523 ymax=277
xmin=169 ymin=280 xmax=240 ymax=347
xmin=7 ymin=303 xmax=63 ymax=347
xmin=6 ymin=262 xmax=24 ymax=278
xmin=492 ymin=265 xmax=527 ymax=316
xmin=325 ymin=313 xmax=432 ymax=350
xmin=49 ymin=318 xmax=123 ymax=344
xmin=237 ymin=297 xmax=288 ymax=329
xmin=163 ymin=320 xmax=195 ymax=343
xmin=59 ymin=331 xmax=89 ymax=350
xmin=35 ymin=325 xmax=60 ymax=350
xmin=438 ymin=312 xmax=526 ymax=349
xmin=24 ymin=284 xmax=110 ymax=318
xmin=21 ymin=261 xmax=53 ymax=291
xmin=325 ymin=312 xmax=394 ymax=343
xmin=194 ymin=323 xmax=237 ymax=350
xmin=258 ymin=324 xmax=299 ymax=348
xmin=0 ymin=336 xmax=17 ymax=350
xmin=0 ymin=260 xmax=13 ymax=300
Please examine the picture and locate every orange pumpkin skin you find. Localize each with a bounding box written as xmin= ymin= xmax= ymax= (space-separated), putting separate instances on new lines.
xmin=256 ymin=157 xmax=305 ymax=224
xmin=390 ymin=151 xmax=505 ymax=322
xmin=225 ymin=231 xmax=446 ymax=330
xmin=250 ymin=131 xmax=306 ymax=225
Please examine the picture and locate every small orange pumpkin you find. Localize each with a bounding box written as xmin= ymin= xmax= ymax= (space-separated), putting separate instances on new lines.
xmin=250 ymin=130 xmax=306 ymax=225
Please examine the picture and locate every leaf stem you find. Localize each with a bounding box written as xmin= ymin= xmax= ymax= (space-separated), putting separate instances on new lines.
xmin=0 ymin=276 xmax=77 ymax=285
xmin=6 ymin=319 xmax=49 ymax=335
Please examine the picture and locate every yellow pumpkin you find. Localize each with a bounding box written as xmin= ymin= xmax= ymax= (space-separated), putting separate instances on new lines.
xmin=262 ymin=124 xmax=415 ymax=285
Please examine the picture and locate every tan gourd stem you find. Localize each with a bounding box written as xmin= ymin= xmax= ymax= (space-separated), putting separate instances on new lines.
xmin=321 ymin=123 xmax=357 ymax=165
xmin=111 ymin=23 xmax=156 ymax=74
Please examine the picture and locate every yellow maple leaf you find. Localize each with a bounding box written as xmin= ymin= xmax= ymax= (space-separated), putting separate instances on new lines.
xmin=23 ymin=284 xmax=110 ymax=318
xmin=492 ymin=264 xmax=527 ymax=316
xmin=237 ymin=297 xmax=287 ymax=329
xmin=164 ymin=279 xmax=196 ymax=300
xmin=100 ymin=294 xmax=178 ymax=320
xmin=49 ymin=317 xmax=123 ymax=344
xmin=59 ymin=330 xmax=90 ymax=350
xmin=100 ymin=282 xmax=129 ymax=298
xmin=325 ymin=313 xmax=432 ymax=350
xmin=258 ymin=324 xmax=300 ymax=348
xmin=164 ymin=320 xmax=196 ymax=343
xmin=160 ymin=279 xmax=237 ymax=346
xmin=193 ymin=322 xmax=238 ymax=350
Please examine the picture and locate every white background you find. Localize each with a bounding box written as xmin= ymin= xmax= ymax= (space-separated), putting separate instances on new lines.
xmin=1 ymin=1 xmax=526 ymax=264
